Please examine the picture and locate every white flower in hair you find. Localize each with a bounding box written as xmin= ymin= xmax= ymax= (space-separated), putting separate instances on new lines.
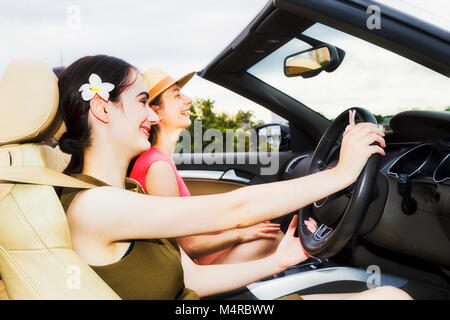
xmin=79 ymin=73 xmax=115 ymax=101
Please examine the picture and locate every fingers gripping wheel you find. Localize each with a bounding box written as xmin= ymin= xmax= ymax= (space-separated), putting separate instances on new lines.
xmin=298 ymin=108 xmax=380 ymax=258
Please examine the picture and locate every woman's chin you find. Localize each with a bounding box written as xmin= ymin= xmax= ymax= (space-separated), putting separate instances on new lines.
xmin=181 ymin=118 xmax=191 ymax=128
xmin=135 ymin=139 xmax=151 ymax=155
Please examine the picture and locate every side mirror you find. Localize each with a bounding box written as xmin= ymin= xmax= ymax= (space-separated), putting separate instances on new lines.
xmin=254 ymin=124 xmax=290 ymax=152
xmin=284 ymin=44 xmax=345 ymax=79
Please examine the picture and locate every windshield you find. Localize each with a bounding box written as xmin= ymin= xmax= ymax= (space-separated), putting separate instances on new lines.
xmin=372 ymin=0 xmax=450 ymax=32
xmin=247 ymin=23 xmax=450 ymax=120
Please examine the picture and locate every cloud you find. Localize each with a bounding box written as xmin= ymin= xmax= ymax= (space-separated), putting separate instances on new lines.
xmin=0 ymin=0 xmax=268 ymax=71
xmin=1 ymin=0 xmax=448 ymax=122
xmin=0 ymin=0 xmax=273 ymax=121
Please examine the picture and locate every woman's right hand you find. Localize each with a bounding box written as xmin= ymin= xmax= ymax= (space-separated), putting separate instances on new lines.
xmin=335 ymin=122 xmax=386 ymax=183
xmin=304 ymin=217 xmax=318 ymax=234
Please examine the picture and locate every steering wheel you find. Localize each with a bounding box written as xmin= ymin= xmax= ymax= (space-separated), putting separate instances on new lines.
xmin=298 ymin=107 xmax=380 ymax=258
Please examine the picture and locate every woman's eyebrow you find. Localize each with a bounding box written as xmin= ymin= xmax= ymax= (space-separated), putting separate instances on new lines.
xmin=137 ymin=91 xmax=149 ymax=99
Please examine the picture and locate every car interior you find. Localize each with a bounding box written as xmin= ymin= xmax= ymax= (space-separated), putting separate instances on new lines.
xmin=0 ymin=0 xmax=449 ymax=300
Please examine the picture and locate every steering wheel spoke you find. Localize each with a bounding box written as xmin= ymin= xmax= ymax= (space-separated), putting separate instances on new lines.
xmin=313 ymin=224 xmax=333 ymax=241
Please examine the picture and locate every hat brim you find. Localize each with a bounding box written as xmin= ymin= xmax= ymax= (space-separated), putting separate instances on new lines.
xmin=148 ymin=71 xmax=196 ymax=104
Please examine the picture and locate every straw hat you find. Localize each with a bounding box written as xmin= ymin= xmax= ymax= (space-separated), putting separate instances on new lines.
xmin=142 ymin=68 xmax=195 ymax=103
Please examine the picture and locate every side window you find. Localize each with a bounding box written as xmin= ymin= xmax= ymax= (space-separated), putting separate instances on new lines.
xmin=174 ymin=80 xmax=289 ymax=154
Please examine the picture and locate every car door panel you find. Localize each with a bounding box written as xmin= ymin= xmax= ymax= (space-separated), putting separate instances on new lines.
xmin=182 ymin=178 xmax=245 ymax=196
xmin=174 ymin=151 xmax=305 ymax=189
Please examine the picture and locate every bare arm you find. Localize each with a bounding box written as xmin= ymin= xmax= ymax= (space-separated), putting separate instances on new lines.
xmin=67 ymin=123 xmax=385 ymax=245
xmin=182 ymin=215 xmax=306 ymax=297
xmin=68 ymin=164 xmax=350 ymax=243
xmin=177 ymin=230 xmax=239 ymax=259
xmin=145 ymin=161 xmax=279 ymax=259
xmin=181 ymin=246 xmax=283 ymax=297
xmin=178 ymin=223 xmax=280 ymax=259
xmin=144 ymin=160 xmax=180 ymax=197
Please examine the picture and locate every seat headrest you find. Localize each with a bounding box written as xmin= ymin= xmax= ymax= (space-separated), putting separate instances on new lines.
xmin=0 ymin=60 xmax=62 ymax=146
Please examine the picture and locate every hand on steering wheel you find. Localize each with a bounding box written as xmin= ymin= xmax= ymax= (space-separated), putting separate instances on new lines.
xmin=304 ymin=217 xmax=318 ymax=234
xmin=336 ymin=122 xmax=386 ymax=183
xmin=273 ymin=215 xmax=309 ymax=270
xmin=299 ymin=108 xmax=385 ymax=259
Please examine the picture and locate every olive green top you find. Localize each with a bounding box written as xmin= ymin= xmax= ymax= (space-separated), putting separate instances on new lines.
xmin=59 ymin=173 xmax=199 ymax=300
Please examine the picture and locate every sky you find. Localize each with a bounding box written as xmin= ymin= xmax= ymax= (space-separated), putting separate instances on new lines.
xmin=1 ymin=0 xmax=274 ymax=120
xmin=1 ymin=0 xmax=449 ymax=122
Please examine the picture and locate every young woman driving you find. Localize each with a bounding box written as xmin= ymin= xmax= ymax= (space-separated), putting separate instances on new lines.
xmin=58 ymin=55 xmax=411 ymax=300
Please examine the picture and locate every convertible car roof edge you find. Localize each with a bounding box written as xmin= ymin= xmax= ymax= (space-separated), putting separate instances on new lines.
xmin=274 ymin=0 xmax=450 ymax=77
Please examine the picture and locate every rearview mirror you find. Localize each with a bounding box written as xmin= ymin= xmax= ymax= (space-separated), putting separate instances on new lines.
xmin=284 ymin=44 xmax=345 ymax=79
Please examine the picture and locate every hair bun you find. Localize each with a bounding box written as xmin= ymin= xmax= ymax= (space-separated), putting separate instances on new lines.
xmin=58 ymin=132 xmax=82 ymax=155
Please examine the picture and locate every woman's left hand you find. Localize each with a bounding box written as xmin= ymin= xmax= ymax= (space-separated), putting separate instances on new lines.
xmin=272 ymin=215 xmax=309 ymax=270
xmin=237 ymin=221 xmax=281 ymax=244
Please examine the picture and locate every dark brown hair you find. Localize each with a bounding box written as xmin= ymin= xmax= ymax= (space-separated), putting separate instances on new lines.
xmin=58 ymin=55 xmax=137 ymax=175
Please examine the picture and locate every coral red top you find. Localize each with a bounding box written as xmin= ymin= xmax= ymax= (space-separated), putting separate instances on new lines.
xmin=130 ymin=147 xmax=191 ymax=197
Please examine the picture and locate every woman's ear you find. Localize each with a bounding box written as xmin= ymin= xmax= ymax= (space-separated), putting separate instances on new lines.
xmin=89 ymin=95 xmax=110 ymax=123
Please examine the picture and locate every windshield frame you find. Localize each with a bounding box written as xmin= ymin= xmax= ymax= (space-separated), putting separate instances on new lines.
xmin=347 ymin=0 xmax=450 ymax=37
xmin=199 ymin=0 xmax=449 ymax=143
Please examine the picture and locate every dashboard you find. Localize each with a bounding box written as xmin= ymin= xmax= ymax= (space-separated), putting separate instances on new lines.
xmin=369 ymin=138 xmax=450 ymax=265
xmin=281 ymin=111 xmax=450 ymax=265
xmin=383 ymin=142 xmax=450 ymax=185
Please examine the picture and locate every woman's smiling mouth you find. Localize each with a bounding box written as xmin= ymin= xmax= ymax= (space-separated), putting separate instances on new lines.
xmin=140 ymin=124 xmax=151 ymax=137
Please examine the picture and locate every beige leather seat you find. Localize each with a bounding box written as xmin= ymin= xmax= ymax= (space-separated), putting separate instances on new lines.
xmin=0 ymin=60 xmax=120 ymax=299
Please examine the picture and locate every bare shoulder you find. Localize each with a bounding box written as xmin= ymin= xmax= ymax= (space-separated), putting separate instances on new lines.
xmin=65 ymin=187 xmax=133 ymax=264
xmin=147 ymin=160 xmax=176 ymax=178
xmin=65 ymin=186 xmax=116 ymax=236
xmin=145 ymin=160 xmax=179 ymax=196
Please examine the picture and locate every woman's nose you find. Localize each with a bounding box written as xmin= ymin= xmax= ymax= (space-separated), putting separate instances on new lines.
xmin=183 ymin=94 xmax=192 ymax=106
xmin=147 ymin=106 xmax=160 ymax=124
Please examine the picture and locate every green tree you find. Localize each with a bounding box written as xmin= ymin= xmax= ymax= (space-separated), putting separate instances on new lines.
xmin=445 ymin=106 xmax=450 ymax=112
xmin=182 ymin=97 xmax=264 ymax=153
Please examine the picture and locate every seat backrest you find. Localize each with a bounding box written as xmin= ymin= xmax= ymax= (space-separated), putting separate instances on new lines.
xmin=0 ymin=60 xmax=119 ymax=299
